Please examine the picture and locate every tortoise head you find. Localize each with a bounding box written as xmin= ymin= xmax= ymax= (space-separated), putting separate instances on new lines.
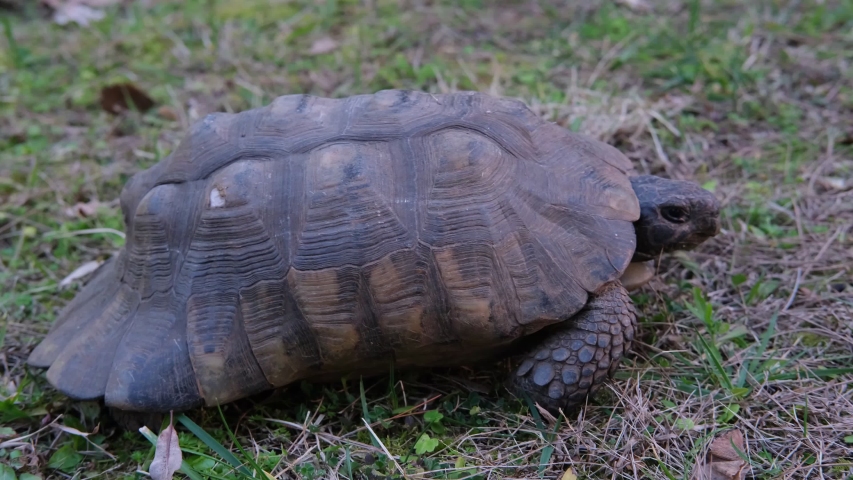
xmin=629 ymin=175 xmax=721 ymax=262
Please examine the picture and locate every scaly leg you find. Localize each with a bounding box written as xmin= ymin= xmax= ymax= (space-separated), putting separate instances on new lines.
xmin=510 ymin=280 xmax=637 ymax=412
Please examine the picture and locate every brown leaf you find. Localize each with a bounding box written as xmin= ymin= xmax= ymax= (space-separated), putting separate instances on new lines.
xmin=712 ymin=460 xmax=749 ymax=477
xmin=64 ymin=199 xmax=106 ymax=218
xmin=693 ymin=461 xmax=748 ymax=480
xmin=691 ymin=429 xmax=748 ymax=480
xmin=49 ymin=1 xmax=107 ymax=26
xmin=561 ymin=467 xmax=578 ymax=480
xmin=148 ymin=413 xmax=182 ymax=480
xmin=309 ymin=36 xmax=339 ymax=55
xmin=708 ymin=429 xmax=746 ymax=461
xmin=157 ymin=105 xmax=179 ymax=122
xmin=100 ymin=83 xmax=156 ymax=115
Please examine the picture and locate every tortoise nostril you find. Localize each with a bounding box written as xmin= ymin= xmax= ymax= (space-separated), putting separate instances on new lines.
xmin=708 ymin=218 xmax=721 ymax=236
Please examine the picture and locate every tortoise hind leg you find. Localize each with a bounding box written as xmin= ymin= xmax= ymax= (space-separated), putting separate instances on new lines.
xmin=509 ymin=280 xmax=636 ymax=412
xmin=107 ymin=408 xmax=164 ymax=431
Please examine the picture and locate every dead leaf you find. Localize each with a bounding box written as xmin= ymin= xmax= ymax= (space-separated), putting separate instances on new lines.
xmin=157 ymin=105 xmax=179 ymax=121
xmin=691 ymin=429 xmax=748 ymax=480
xmin=59 ymin=260 xmax=103 ymax=288
xmin=615 ymin=0 xmax=652 ymax=13
xmin=100 ymin=83 xmax=156 ymax=115
xmin=42 ymin=0 xmax=123 ymax=10
xmin=561 ymin=467 xmax=578 ymax=480
xmin=816 ymin=177 xmax=849 ymax=191
xmin=51 ymin=3 xmax=105 ymax=26
xmin=52 ymin=421 xmax=114 ymax=459
xmin=534 ymin=403 xmax=558 ymax=424
xmin=64 ymin=199 xmax=106 ymax=218
xmin=709 ymin=429 xmax=745 ymax=460
xmin=52 ymin=423 xmax=99 ymax=437
xmin=148 ymin=413 xmax=182 ymax=480
xmin=309 ymin=36 xmax=339 ymax=55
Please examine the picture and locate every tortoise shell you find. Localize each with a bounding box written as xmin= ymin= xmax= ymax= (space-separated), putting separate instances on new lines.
xmin=29 ymin=89 xmax=641 ymax=412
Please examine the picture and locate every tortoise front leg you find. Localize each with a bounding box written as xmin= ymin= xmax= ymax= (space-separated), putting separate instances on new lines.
xmin=510 ymin=280 xmax=637 ymax=413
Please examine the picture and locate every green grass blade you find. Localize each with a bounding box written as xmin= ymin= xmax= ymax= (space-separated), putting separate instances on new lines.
xmin=216 ymin=406 xmax=269 ymax=479
xmin=657 ymin=460 xmax=678 ymax=480
xmin=537 ymin=445 xmax=553 ymax=477
xmin=522 ymin=394 xmax=545 ymax=432
xmin=687 ymin=0 xmax=700 ymax=36
xmin=359 ymin=376 xmax=371 ymax=424
xmin=697 ymin=334 xmax=734 ymax=391
xmin=1 ymin=15 xmax=22 ymax=68
xmin=359 ymin=377 xmax=383 ymax=450
xmin=767 ymin=367 xmax=853 ymax=381
xmin=754 ymin=313 xmax=777 ymax=360
xmin=737 ymin=313 xmax=777 ymax=388
xmin=176 ymin=413 xmax=253 ymax=477
xmin=388 ymin=361 xmax=398 ymax=410
xmin=344 ymin=446 xmax=354 ymax=478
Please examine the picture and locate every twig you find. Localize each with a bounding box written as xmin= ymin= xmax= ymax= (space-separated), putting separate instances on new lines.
xmin=0 ymin=415 xmax=63 ymax=449
xmin=43 ymin=228 xmax=126 ymax=239
xmin=587 ymin=33 xmax=635 ymax=87
xmin=646 ymin=117 xmax=673 ymax=170
xmin=806 ymin=130 xmax=836 ymax=195
xmin=362 ymin=418 xmax=408 ymax=479
xmin=275 ymin=444 xmax=316 ymax=479
xmin=782 ymin=268 xmax=803 ymax=312
xmin=262 ymin=418 xmax=385 ymax=455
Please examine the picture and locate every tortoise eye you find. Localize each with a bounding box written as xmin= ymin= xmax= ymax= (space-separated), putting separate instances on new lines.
xmin=661 ymin=205 xmax=689 ymax=224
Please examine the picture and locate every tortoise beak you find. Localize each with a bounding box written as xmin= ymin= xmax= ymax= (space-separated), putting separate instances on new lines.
xmin=704 ymin=217 xmax=721 ymax=237
xmin=680 ymin=217 xmax=721 ymax=250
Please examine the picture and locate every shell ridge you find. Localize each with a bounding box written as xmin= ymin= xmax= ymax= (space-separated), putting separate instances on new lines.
xmin=233 ymin=165 xmax=324 ymax=385
xmin=36 ymin=263 xmax=140 ymax=400
xmin=182 ymin=206 xmax=280 ymax=404
xmin=103 ymin=182 xmax=207 ymax=411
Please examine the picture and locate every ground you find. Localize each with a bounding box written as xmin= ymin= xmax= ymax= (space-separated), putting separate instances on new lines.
xmin=1 ymin=1 xmax=852 ymax=479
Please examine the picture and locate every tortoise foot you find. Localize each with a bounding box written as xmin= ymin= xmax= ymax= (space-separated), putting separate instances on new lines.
xmin=509 ymin=280 xmax=637 ymax=413
xmin=108 ymin=408 xmax=165 ymax=431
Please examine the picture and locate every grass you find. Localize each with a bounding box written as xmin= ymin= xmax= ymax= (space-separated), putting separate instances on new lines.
xmin=1 ymin=0 xmax=852 ymax=478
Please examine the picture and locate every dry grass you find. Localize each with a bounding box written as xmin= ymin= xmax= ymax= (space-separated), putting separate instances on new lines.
xmin=0 ymin=0 xmax=851 ymax=479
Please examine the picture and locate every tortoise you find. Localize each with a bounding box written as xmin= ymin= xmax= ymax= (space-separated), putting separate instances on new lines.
xmin=28 ymin=89 xmax=721 ymax=416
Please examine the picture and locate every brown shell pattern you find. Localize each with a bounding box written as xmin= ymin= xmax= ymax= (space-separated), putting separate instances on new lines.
xmin=29 ymin=90 xmax=640 ymax=412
